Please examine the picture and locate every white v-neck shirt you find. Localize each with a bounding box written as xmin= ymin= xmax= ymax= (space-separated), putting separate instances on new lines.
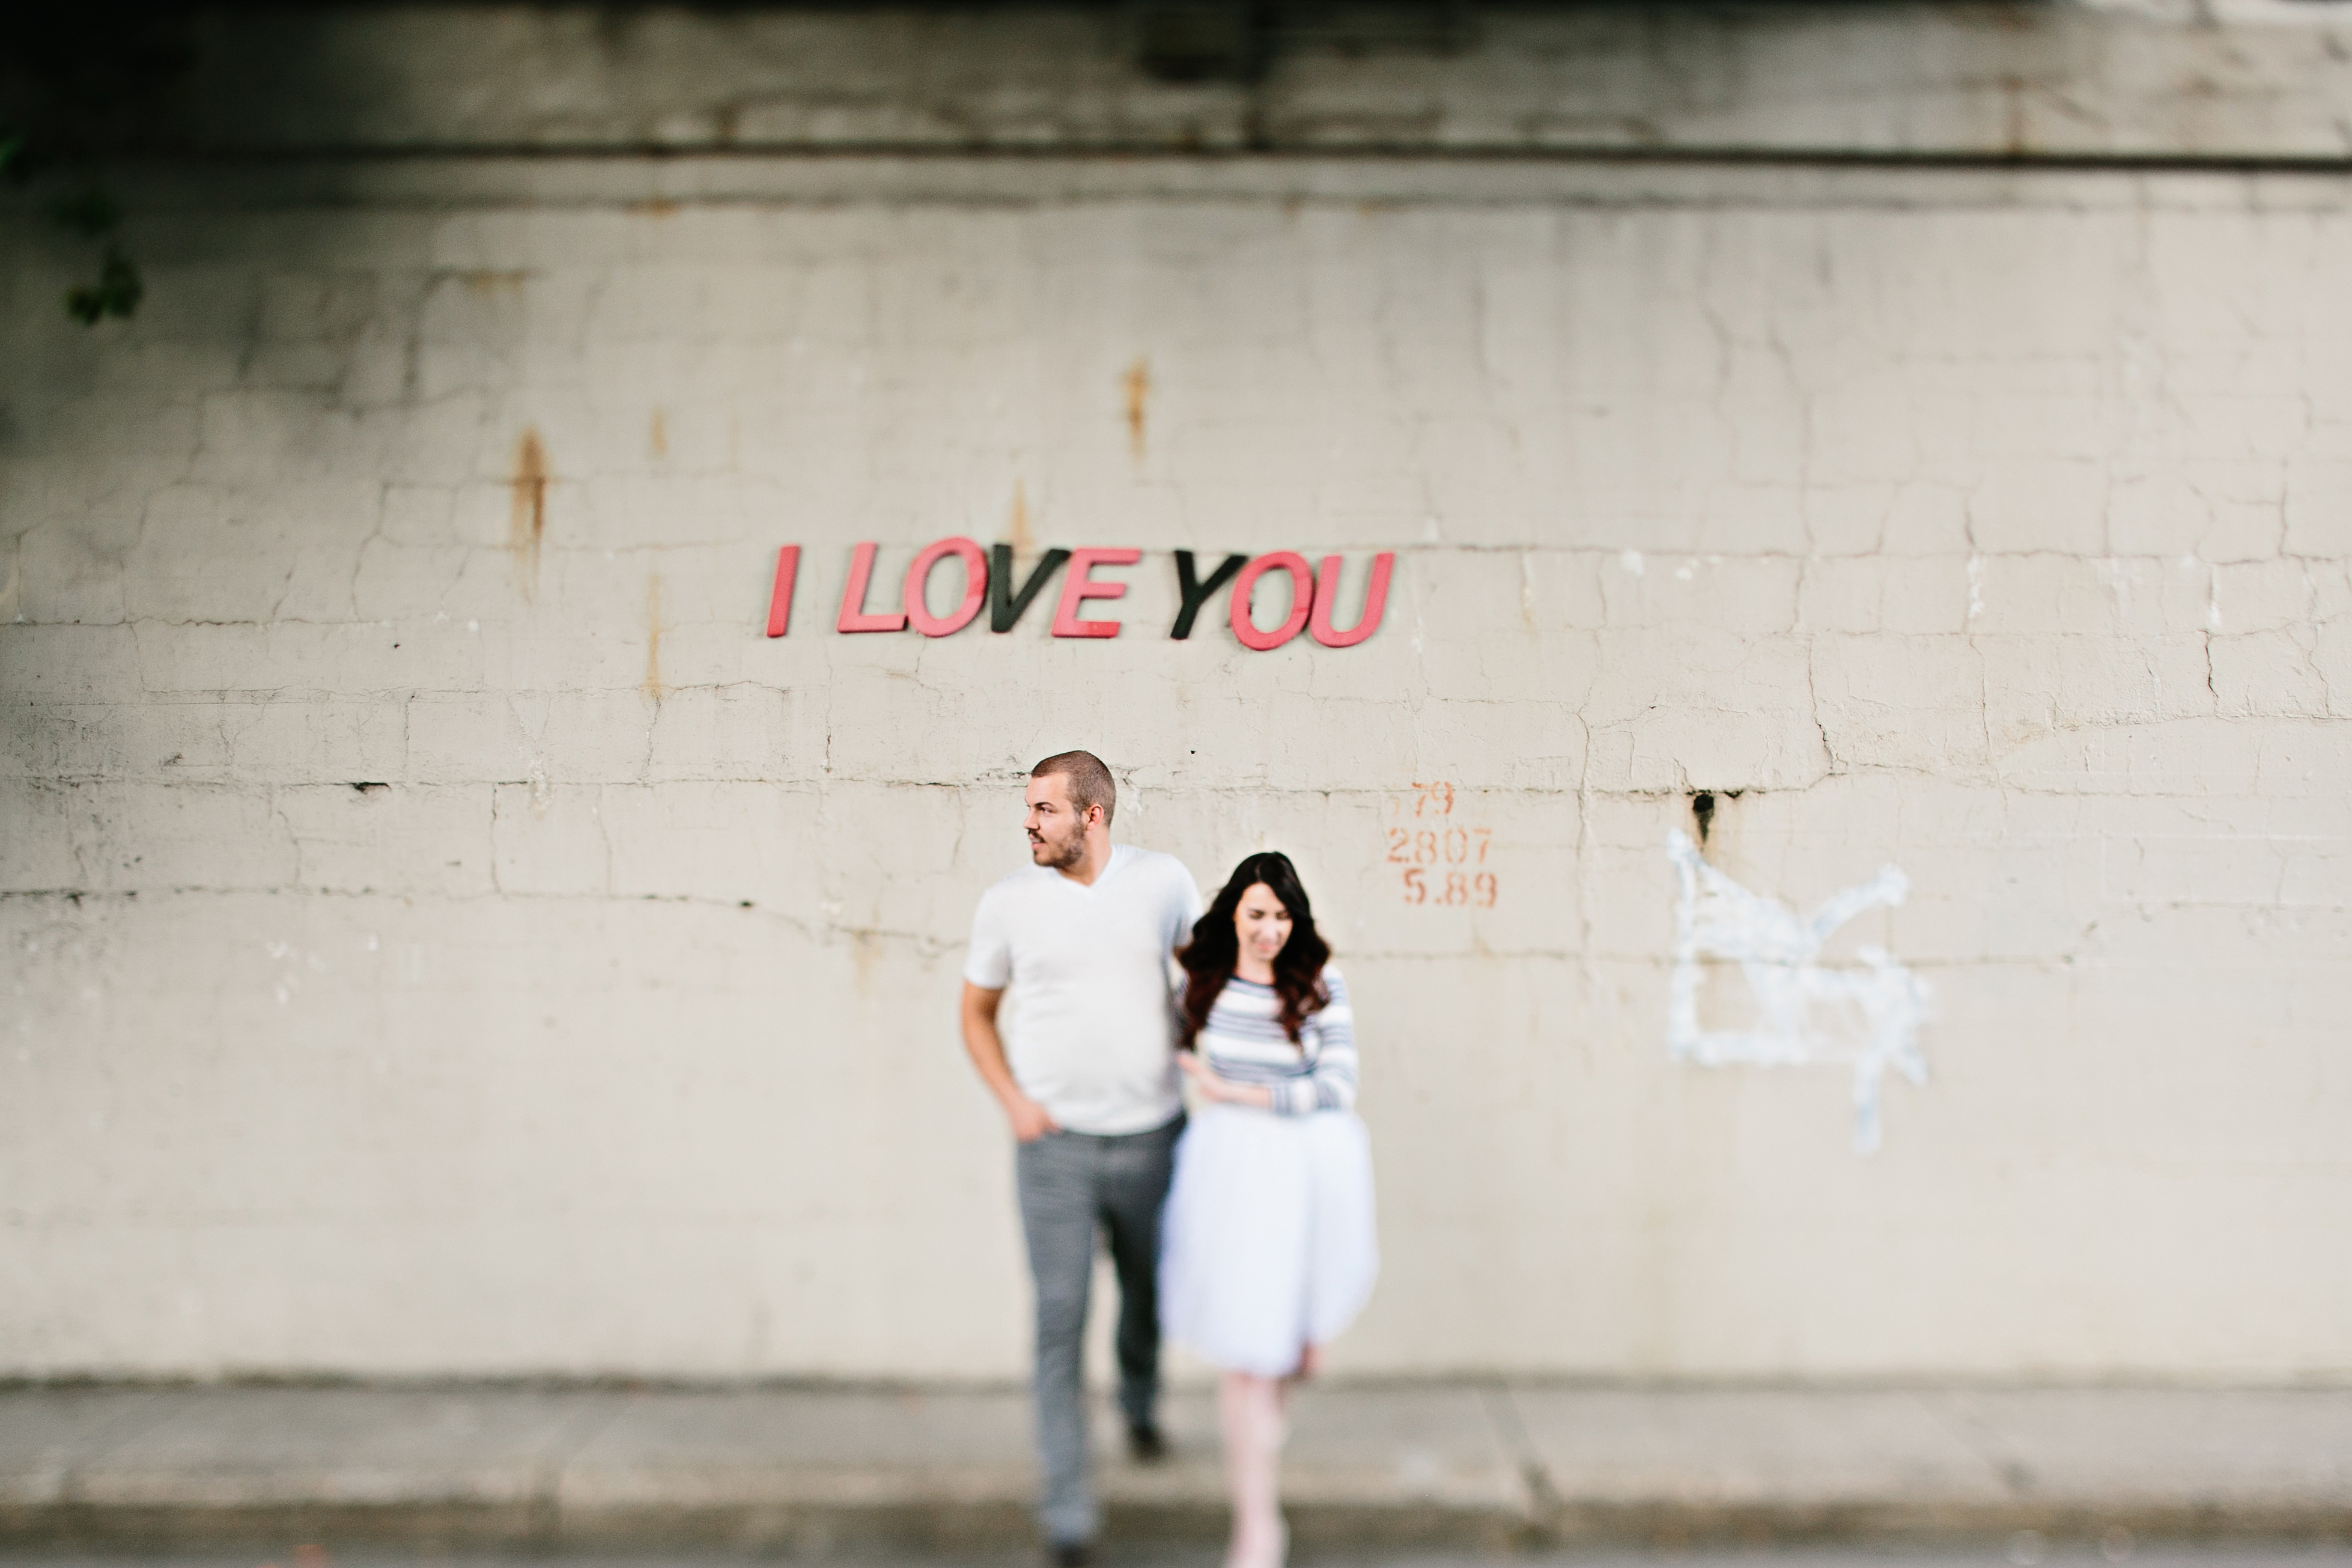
xmin=964 ymin=845 xmax=1203 ymax=1135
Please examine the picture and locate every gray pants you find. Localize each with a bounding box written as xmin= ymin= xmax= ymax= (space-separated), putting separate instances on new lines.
xmin=1015 ymin=1113 xmax=1183 ymax=1545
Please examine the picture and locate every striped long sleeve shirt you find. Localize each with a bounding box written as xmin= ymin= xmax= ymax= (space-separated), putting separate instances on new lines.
xmin=1195 ymin=965 xmax=1358 ymax=1116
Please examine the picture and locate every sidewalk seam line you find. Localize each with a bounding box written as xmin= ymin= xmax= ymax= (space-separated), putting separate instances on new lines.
xmin=539 ymin=1390 xmax=634 ymax=1546
xmin=52 ymin=1389 xmax=174 ymax=1510
xmin=1480 ymin=1379 xmax=1560 ymax=1539
xmin=1914 ymin=1387 xmax=2037 ymax=1498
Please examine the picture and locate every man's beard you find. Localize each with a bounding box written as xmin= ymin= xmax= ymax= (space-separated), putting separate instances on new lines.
xmin=1031 ymin=828 xmax=1087 ymax=871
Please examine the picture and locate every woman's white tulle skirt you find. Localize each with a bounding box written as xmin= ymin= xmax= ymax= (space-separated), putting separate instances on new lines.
xmin=1159 ymin=1104 xmax=1379 ymax=1378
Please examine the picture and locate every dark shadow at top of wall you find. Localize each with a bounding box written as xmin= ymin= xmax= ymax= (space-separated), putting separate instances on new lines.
xmin=6 ymin=1 xmax=2351 ymax=167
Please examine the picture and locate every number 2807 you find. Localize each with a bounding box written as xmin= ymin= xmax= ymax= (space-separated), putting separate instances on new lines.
xmin=1387 ymin=826 xmax=1490 ymax=865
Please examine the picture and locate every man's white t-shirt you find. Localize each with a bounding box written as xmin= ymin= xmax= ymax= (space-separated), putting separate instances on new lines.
xmin=964 ymin=845 xmax=1202 ymax=1136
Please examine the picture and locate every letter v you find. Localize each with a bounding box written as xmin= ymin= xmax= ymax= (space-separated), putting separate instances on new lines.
xmin=990 ymin=545 xmax=1071 ymax=633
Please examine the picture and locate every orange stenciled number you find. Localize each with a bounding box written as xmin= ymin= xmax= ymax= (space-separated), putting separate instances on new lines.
xmin=1388 ymin=782 xmax=1495 ymax=906
xmin=1398 ymin=866 xmax=1500 ymax=905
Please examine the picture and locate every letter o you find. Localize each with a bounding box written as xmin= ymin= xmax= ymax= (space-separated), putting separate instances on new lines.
xmin=904 ymin=536 xmax=988 ymax=637
xmin=1229 ymin=552 xmax=1314 ymax=651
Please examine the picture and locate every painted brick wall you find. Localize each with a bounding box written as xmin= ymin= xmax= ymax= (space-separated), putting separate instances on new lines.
xmin=2 ymin=8 xmax=2348 ymax=1380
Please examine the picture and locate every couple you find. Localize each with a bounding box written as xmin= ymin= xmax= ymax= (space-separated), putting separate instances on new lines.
xmin=960 ymin=751 xmax=1379 ymax=1568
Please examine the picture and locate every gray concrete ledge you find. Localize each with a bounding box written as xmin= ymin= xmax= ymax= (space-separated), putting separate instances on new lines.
xmin=85 ymin=150 xmax=2352 ymax=224
xmin=2 ymin=1385 xmax=2348 ymax=1551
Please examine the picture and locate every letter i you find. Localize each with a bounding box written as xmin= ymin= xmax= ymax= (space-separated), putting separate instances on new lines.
xmin=766 ymin=545 xmax=800 ymax=637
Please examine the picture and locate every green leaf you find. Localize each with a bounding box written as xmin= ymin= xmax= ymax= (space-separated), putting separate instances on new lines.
xmin=65 ymin=246 xmax=142 ymax=326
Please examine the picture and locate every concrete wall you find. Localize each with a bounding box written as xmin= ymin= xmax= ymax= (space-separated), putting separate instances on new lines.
xmin=3 ymin=4 xmax=2349 ymax=1382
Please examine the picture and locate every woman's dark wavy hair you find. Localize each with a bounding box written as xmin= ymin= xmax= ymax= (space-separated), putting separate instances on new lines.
xmin=1178 ymin=851 xmax=1332 ymax=1050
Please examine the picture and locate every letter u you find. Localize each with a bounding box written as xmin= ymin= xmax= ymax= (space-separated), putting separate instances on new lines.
xmin=1309 ymin=553 xmax=1394 ymax=648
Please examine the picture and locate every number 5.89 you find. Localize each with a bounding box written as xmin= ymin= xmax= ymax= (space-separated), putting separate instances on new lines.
xmin=1403 ymin=868 xmax=1498 ymax=907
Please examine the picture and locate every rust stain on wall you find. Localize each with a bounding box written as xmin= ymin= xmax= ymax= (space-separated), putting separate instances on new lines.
xmin=627 ymin=198 xmax=682 ymax=219
xmin=649 ymin=409 xmax=669 ymax=460
xmin=1007 ymin=481 xmax=1034 ymax=555
xmin=509 ymin=428 xmax=549 ymax=597
xmin=464 ymin=269 xmax=529 ymax=297
xmin=1121 ymin=359 xmax=1150 ymax=461
xmin=1999 ymin=73 xmax=2029 ymax=156
xmin=643 ymin=571 xmax=664 ymax=698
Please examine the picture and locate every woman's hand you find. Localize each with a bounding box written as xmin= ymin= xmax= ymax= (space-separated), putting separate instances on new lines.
xmin=1178 ymin=1051 xmax=1225 ymax=1096
xmin=1180 ymin=1051 xmax=1273 ymax=1108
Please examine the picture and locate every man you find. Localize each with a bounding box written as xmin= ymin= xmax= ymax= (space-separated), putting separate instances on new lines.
xmin=961 ymin=750 xmax=1200 ymax=1566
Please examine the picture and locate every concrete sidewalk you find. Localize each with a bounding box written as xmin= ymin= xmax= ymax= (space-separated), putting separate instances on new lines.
xmin=2 ymin=1384 xmax=2348 ymax=1552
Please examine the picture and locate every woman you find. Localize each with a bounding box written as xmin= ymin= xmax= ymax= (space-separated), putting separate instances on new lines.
xmin=1159 ymin=851 xmax=1378 ymax=1568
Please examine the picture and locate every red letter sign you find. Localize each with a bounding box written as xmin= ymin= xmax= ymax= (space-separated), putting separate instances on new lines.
xmin=837 ymin=541 xmax=908 ymax=633
xmin=904 ymin=536 xmax=988 ymax=637
xmin=765 ymin=545 xmax=800 ymax=637
xmin=1229 ymin=552 xmax=1314 ymax=651
xmin=1050 ymin=548 xmax=1141 ymax=638
xmin=1310 ymin=552 xmax=1393 ymax=648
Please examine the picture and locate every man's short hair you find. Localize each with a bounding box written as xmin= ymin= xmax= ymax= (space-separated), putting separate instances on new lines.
xmin=1031 ymin=750 xmax=1116 ymax=826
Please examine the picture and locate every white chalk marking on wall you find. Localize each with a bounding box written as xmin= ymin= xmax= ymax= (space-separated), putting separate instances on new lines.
xmin=1665 ymin=830 xmax=1931 ymax=1153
